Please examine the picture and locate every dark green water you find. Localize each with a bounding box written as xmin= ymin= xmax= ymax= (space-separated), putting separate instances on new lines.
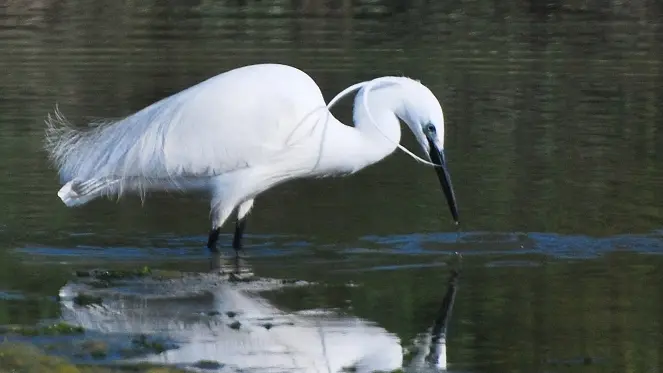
xmin=1 ymin=0 xmax=663 ymax=372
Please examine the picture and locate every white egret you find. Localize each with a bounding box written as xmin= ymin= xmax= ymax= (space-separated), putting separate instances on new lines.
xmin=45 ymin=63 xmax=459 ymax=254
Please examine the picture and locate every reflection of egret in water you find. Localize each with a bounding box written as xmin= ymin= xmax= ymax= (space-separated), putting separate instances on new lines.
xmin=406 ymin=266 xmax=459 ymax=372
xmin=58 ymin=254 xmax=459 ymax=373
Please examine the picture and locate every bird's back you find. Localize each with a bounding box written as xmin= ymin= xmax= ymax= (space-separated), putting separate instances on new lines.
xmin=157 ymin=63 xmax=329 ymax=175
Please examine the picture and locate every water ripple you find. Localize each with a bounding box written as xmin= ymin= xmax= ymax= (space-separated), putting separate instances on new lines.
xmin=13 ymin=231 xmax=663 ymax=266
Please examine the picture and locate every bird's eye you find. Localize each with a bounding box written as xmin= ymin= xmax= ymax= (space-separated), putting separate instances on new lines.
xmin=426 ymin=124 xmax=436 ymax=134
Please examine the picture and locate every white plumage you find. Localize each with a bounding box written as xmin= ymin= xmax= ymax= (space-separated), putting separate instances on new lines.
xmin=45 ymin=63 xmax=459 ymax=253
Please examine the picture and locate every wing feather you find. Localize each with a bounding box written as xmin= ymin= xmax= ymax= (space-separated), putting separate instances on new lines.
xmin=45 ymin=64 xmax=327 ymax=196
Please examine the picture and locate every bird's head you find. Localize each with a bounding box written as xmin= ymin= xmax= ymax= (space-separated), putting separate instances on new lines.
xmin=327 ymin=77 xmax=459 ymax=225
xmin=393 ymin=79 xmax=459 ymax=225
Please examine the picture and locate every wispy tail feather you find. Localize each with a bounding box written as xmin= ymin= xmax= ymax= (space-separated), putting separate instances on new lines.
xmin=44 ymin=105 xmax=120 ymax=184
xmin=57 ymin=178 xmax=121 ymax=207
xmin=44 ymin=106 xmax=78 ymax=183
xmin=58 ymin=180 xmax=95 ymax=207
xmin=43 ymin=105 xmax=164 ymax=202
xmin=44 ymin=105 xmax=122 ymax=207
xmin=44 ymin=107 xmax=124 ymax=206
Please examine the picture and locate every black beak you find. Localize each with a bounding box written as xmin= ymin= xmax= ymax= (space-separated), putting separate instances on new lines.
xmin=426 ymin=135 xmax=459 ymax=225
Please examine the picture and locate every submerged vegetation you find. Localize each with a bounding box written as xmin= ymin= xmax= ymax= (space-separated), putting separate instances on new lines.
xmin=0 ymin=267 xmax=191 ymax=372
xmin=0 ymin=342 xmax=187 ymax=373
xmin=0 ymin=322 xmax=84 ymax=337
xmin=72 ymin=267 xmax=186 ymax=289
xmin=0 ymin=321 xmax=181 ymax=372
xmin=126 ymin=335 xmax=169 ymax=357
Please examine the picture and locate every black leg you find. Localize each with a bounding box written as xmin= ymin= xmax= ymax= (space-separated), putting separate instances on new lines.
xmin=232 ymin=217 xmax=248 ymax=252
xmin=207 ymin=227 xmax=222 ymax=253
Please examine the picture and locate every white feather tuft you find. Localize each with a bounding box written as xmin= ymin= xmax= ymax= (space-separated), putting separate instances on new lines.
xmin=43 ymin=102 xmax=176 ymax=202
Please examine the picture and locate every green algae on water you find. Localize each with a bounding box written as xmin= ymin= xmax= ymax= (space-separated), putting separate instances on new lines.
xmin=0 ymin=342 xmax=79 ymax=373
xmin=79 ymin=340 xmax=109 ymax=360
xmin=0 ymin=342 xmax=188 ymax=373
xmin=74 ymin=267 xmax=186 ymax=287
xmin=0 ymin=322 xmax=84 ymax=337
xmin=73 ymin=294 xmax=104 ymax=307
xmin=76 ymin=267 xmax=152 ymax=282
xmin=118 ymin=335 xmax=170 ymax=358
xmin=131 ymin=334 xmax=166 ymax=354
xmin=192 ymin=360 xmax=224 ymax=370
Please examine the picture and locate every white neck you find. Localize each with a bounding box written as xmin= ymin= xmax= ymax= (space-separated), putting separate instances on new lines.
xmin=312 ymin=83 xmax=405 ymax=176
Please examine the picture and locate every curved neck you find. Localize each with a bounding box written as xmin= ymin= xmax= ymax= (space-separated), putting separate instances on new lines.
xmin=312 ymin=84 xmax=405 ymax=176
xmin=352 ymin=83 xmax=404 ymax=156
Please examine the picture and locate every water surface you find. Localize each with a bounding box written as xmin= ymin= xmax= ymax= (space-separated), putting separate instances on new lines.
xmin=1 ymin=1 xmax=662 ymax=372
